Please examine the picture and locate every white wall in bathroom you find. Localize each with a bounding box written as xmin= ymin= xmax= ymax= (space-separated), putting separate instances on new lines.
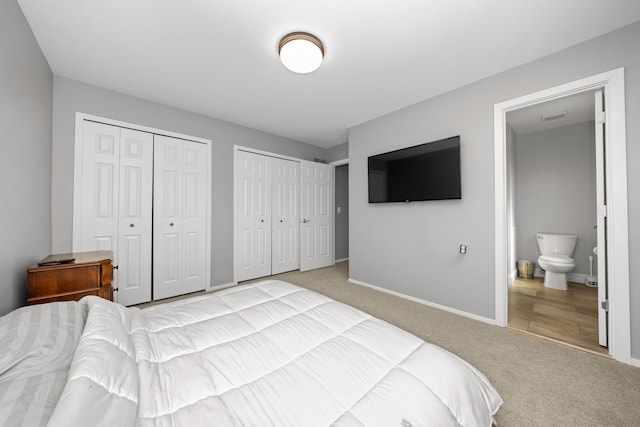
xmin=514 ymin=121 xmax=597 ymax=277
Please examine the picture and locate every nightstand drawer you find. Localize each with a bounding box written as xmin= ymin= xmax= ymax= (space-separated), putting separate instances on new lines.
xmin=28 ymin=265 xmax=100 ymax=295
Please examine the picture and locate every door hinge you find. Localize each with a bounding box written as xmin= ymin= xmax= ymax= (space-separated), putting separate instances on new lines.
xmin=599 ymin=205 xmax=608 ymax=217
xmin=601 ymin=300 xmax=609 ymax=312
xmin=596 ymin=111 xmax=606 ymax=124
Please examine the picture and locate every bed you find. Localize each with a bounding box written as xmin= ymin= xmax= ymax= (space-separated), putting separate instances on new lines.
xmin=1 ymin=280 xmax=502 ymax=426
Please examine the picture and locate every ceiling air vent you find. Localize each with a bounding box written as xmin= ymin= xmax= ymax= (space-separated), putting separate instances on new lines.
xmin=541 ymin=110 xmax=568 ymax=121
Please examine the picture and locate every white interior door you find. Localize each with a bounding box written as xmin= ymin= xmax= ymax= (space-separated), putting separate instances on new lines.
xmin=76 ymin=121 xmax=153 ymax=306
xmin=236 ymin=151 xmax=272 ymax=281
xmin=77 ymin=121 xmax=120 ymax=257
xmin=272 ymin=158 xmax=299 ymax=274
xmin=154 ymin=135 xmax=207 ymax=300
xmin=594 ymin=89 xmax=608 ymax=348
xmin=300 ymin=161 xmax=334 ymax=272
xmin=181 ymin=139 xmax=208 ymax=294
xmin=153 ymin=136 xmax=182 ymax=299
xmin=117 ymin=129 xmax=153 ymax=306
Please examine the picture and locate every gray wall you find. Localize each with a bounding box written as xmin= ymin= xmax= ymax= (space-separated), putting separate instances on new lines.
xmin=0 ymin=0 xmax=53 ymax=315
xmin=515 ymin=122 xmax=597 ymax=276
xmin=348 ymin=22 xmax=640 ymax=356
xmin=335 ymin=164 xmax=349 ymax=261
xmin=51 ymin=76 xmax=326 ymax=288
xmin=326 ymin=142 xmax=349 ymax=163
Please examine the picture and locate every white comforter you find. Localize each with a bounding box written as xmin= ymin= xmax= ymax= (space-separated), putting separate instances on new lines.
xmin=47 ymin=280 xmax=502 ymax=426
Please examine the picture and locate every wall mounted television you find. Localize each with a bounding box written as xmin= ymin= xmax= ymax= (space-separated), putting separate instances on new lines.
xmin=368 ymin=136 xmax=461 ymax=203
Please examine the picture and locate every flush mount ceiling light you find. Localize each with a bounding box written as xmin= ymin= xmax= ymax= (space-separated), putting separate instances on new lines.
xmin=278 ymin=32 xmax=324 ymax=74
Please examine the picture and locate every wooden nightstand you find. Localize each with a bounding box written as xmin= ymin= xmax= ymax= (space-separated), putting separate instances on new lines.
xmin=27 ymin=251 xmax=114 ymax=305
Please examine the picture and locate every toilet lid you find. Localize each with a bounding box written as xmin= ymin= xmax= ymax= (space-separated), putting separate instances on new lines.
xmin=539 ymin=255 xmax=574 ymax=264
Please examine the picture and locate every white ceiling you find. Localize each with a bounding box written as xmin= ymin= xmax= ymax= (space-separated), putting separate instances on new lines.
xmin=17 ymin=0 xmax=640 ymax=148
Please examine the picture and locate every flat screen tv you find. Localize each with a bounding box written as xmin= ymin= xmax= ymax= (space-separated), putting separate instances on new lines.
xmin=368 ymin=136 xmax=461 ymax=203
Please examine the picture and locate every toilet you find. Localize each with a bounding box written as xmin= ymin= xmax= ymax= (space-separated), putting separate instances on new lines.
xmin=535 ymin=233 xmax=578 ymax=290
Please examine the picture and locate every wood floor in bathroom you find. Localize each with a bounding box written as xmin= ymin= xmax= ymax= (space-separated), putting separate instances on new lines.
xmin=508 ymin=277 xmax=607 ymax=355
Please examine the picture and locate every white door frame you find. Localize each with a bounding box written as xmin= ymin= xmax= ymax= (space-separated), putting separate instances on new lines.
xmin=493 ymin=68 xmax=631 ymax=365
xmin=73 ymin=113 xmax=212 ymax=295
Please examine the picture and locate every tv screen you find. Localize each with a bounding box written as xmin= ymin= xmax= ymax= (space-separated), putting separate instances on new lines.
xmin=368 ymin=136 xmax=461 ymax=203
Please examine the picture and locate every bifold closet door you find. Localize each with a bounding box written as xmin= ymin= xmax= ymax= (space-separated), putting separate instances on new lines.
xmin=236 ymin=151 xmax=272 ymax=282
xmin=271 ymin=158 xmax=300 ymax=275
xmin=153 ymin=135 xmax=207 ymax=300
xmin=76 ymin=121 xmax=153 ymax=306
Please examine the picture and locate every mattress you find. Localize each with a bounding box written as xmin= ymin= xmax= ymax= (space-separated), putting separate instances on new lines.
xmin=44 ymin=280 xmax=502 ymax=426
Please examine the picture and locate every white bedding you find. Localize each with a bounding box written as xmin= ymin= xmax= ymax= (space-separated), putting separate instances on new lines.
xmin=41 ymin=280 xmax=501 ymax=426
xmin=0 ymin=301 xmax=87 ymax=427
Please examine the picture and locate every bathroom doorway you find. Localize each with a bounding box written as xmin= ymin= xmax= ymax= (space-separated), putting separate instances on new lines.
xmin=505 ymin=91 xmax=603 ymax=353
xmin=493 ymin=69 xmax=631 ymax=364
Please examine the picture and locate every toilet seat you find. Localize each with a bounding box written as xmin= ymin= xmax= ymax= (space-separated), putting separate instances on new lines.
xmin=538 ymin=255 xmax=574 ymax=265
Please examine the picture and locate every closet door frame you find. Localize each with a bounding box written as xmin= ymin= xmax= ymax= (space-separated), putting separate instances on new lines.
xmin=72 ymin=113 xmax=212 ymax=298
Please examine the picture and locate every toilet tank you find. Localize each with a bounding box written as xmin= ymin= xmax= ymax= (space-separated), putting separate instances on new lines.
xmin=536 ymin=233 xmax=578 ymax=256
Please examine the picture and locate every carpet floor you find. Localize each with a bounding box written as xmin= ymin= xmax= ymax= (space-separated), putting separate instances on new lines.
xmin=242 ymin=261 xmax=640 ymax=427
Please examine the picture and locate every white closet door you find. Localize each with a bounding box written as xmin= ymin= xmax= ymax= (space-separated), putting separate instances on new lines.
xmin=76 ymin=121 xmax=153 ymax=306
xmin=117 ymin=128 xmax=153 ymax=306
xmin=181 ymin=140 xmax=208 ymax=294
xmin=272 ymin=158 xmax=299 ymax=274
xmin=78 ymin=121 xmax=120 ymax=255
xmin=236 ymin=151 xmax=272 ymax=281
xmin=300 ymin=161 xmax=334 ymax=272
xmin=154 ymin=135 xmax=207 ymax=300
xmin=154 ymin=136 xmax=183 ymax=299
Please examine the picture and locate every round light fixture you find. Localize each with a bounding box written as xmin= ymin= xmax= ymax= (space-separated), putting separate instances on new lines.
xmin=278 ymin=32 xmax=324 ymax=74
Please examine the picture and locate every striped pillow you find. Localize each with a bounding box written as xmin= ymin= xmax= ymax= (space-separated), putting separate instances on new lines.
xmin=0 ymin=301 xmax=87 ymax=427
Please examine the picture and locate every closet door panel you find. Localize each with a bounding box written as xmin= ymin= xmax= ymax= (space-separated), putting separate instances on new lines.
xmin=154 ymin=136 xmax=183 ymax=300
xmin=78 ymin=121 xmax=120 ymax=254
xmin=182 ymin=140 xmax=207 ymax=293
xmin=117 ymin=129 xmax=153 ymax=306
xmin=272 ymin=158 xmax=299 ymax=274
xmin=236 ymin=151 xmax=272 ymax=281
xmin=154 ymin=136 xmax=208 ymax=299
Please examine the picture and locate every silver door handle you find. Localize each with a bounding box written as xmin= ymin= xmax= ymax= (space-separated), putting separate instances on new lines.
xmin=301 ymin=219 xmax=311 ymax=223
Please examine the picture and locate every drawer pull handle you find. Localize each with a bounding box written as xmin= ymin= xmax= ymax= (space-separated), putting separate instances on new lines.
xmin=170 ymin=222 xmax=174 ymax=226
xmin=130 ymin=224 xmax=134 ymax=228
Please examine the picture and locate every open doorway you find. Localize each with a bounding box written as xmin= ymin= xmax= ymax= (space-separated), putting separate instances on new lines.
xmin=494 ymin=68 xmax=631 ymax=365
xmin=505 ymin=91 xmax=604 ymax=353
xmin=334 ymin=162 xmax=349 ymax=264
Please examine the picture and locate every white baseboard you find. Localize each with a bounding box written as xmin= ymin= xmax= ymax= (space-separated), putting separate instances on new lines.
xmin=347 ymin=278 xmax=496 ymax=326
xmin=335 ymin=257 xmax=349 ymax=263
xmin=630 ymin=357 xmax=640 ymax=368
xmin=568 ymin=272 xmax=587 ymax=284
xmin=509 ymin=268 xmax=518 ymax=284
xmin=532 ymin=271 xmax=589 ymax=285
xmin=207 ymin=282 xmax=236 ymax=293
